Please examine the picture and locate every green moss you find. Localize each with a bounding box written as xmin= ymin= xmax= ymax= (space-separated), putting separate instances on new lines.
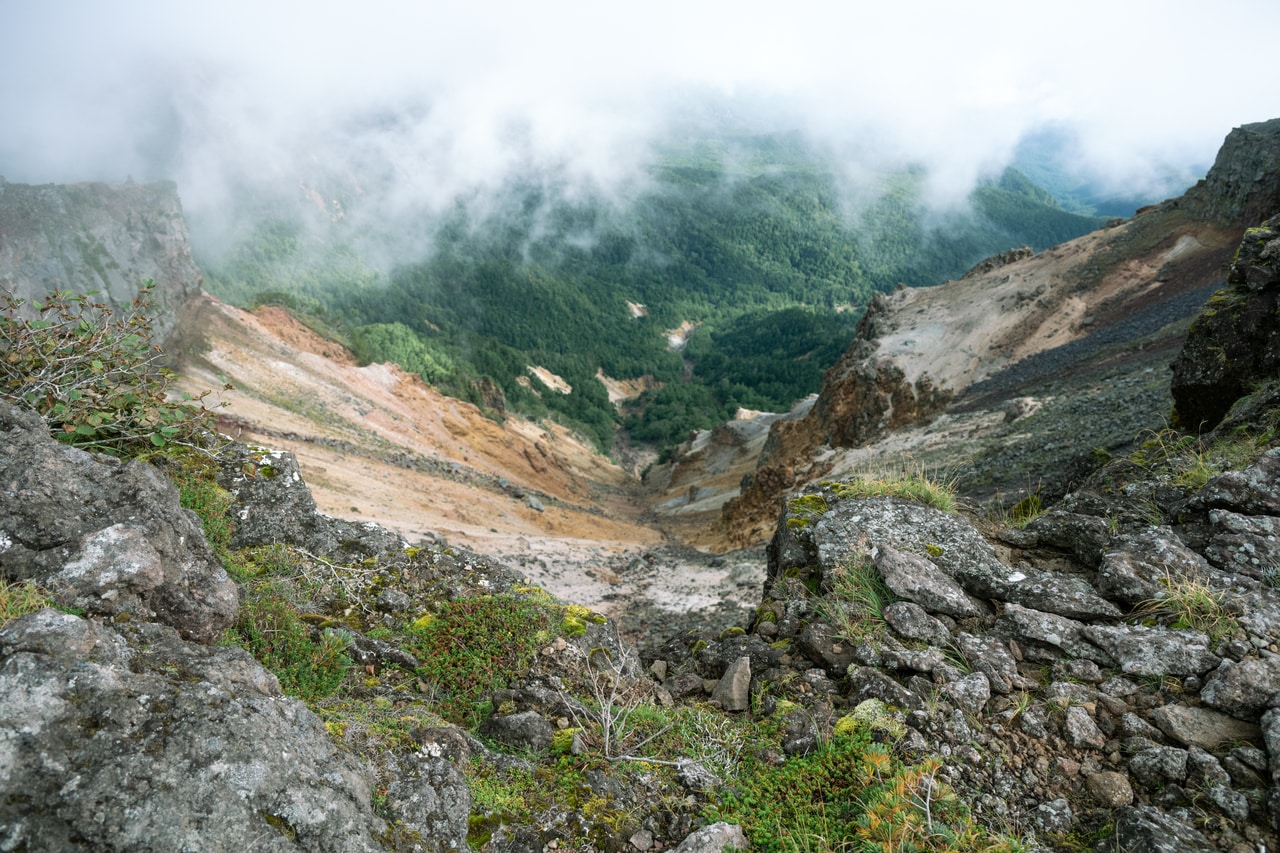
xmin=786 ymin=493 xmax=830 ymax=529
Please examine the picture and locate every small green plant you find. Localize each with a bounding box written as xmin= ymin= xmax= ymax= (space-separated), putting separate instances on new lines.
xmin=826 ymin=462 xmax=958 ymax=513
xmin=406 ymin=595 xmax=554 ymax=728
xmin=0 ymin=284 xmax=224 ymax=456
xmin=710 ymin=728 xmax=1023 ymax=853
xmin=230 ymin=586 xmax=352 ymax=702
xmin=1134 ymin=573 xmax=1241 ymax=642
xmin=787 ymin=494 xmax=831 ymax=530
xmin=818 ymin=556 xmax=896 ymax=642
xmin=0 ymin=577 xmax=56 ymax=626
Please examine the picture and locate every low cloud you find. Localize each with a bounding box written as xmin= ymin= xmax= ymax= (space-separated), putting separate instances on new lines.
xmin=3 ymin=0 xmax=1275 ymax=255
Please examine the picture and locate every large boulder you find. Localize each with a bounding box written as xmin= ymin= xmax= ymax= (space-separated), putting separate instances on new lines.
xmin=0 ymin=609 xmax=385 ymax=851
xmin=0 ymin=401 xmax=236 ymax=643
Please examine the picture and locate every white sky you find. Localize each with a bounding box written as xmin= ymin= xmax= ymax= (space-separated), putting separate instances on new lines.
xmin=2 ymin=0 xmax=1277 ymax=217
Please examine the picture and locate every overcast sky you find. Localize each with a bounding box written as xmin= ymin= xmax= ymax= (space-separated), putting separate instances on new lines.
xmin=2 ymin=0 xmax=1277 ymax=222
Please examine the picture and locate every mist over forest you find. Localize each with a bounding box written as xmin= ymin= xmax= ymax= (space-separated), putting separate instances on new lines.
xmin=3 ymin=1 xmax=1267 ymax=451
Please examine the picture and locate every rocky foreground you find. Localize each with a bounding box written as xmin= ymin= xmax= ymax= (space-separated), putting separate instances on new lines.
xmin=3 ymin=216 xmax=1280 ymax=852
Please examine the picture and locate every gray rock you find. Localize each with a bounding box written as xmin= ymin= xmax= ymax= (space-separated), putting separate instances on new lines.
xmin=1205 ymin=509 xmax=1280 ymax=580
xmin=1020 ymin=510 xmax=1113 ymax=567
xmin=1063 ymin=706 xmax=1106 ymax=750
xmin=0 ymin=180 xmax=202 ymax=346
xmin=0 ymin=610 xmax=383 ymax=851
xmin=1033 ymin=798 xmax=1073 ymax=834
xmin=711 ymin=655 xmax=751 ymax=711
xmin=881 ymin=600 xmax=952 ymax=645
xmin=1096 ymin=528 xmax=1213 ymax=604
xmin=1204 ymin=784 xmax=1251 ymax=823
xmin=797 ymin=622 xmax=857 ymax=673
xmin=385 ymin=757 xmax=471 ymax=852
xmin=806 ymin=498 xmax=1119 ymax=621
xmin=670 ymin=822 xmax=749 ymax=853
xmin=480 ymin=710 xmax=555 ymax=751
xmin=1198 ymin=448 xmax=1280 ymax=516
xmin=846 ymin=666 xmax=922 ymax=711
xmin=942 ymin=671 xmax=990 ymax=715
xmin=1150 ymin=703 xmax=1261 ymax=750
xmin=873 ymin=545 xmax=984 ymax=618
xmin=1119 ymin=712 xmax=1164 ymax=741
xmin=1200 ymin=656 xmax=1280 ymax=721
xmin=1080 ymin=624 xmax=1220 ymax=678
xmin=954 ymin=633 xmax=1019 ymax=694
xmin=1085 ymin=771 xmax=1134 ymax=807
xmin=0 ymin=401 xmax=237 ymax=643
xmin=1110 ymin=805 xmax=1215 ymax=852
xmin=1261 ymin=707 xmax=1280 ymax=782
xmin=1185 ymin=746 xmax=1231 ymax=788
xmin=217 ymin=444 xmax=405 ymax=560
xmin=1129 ymin=747 xmax=1189 ymax=789
xmin=993 ymin=603 xmax=1107 ymax=663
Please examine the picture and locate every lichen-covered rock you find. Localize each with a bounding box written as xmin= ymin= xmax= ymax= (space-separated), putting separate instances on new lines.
xmin=872 ymin=545 xmax=985 ymax=618
xmin=217 ymin=443 xmax=406 ymax=560
xmin=1096 ymin=527 xmax=1214 ymax=604
xmin=0 ymin=610 xmax=384 ymax=851
xmin=384 ymin=757 xmax=472 ymax=852
xmin=0 ymin=401 xmax=236 ymax=643
xmin=1200 ymin=657 xmax=1280 ymax=721
xmin=670 ymin=822 xmax=748 ymax=853
xmin=1080 ymin=624 xmax=1220 ymax=678
xmin=1110 ymin=804 xmax=1216 ymax=853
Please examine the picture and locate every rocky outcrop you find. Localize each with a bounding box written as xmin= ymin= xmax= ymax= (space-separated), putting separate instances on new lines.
xmin=0 ymin=401 xmax=237 ymax=643
xmin=1172 ymin=213 xmax=1280 ymax=430
xmin=0 ymin=179 xmax=203 ymax=344
xmin=0 ymin=610 xmax=386 ymax=852
xmin=215 ymin=442 xmax=406 ymax=560
xmin=1181 ymin=118 xmax=1280 ymax=227
xmin=661 ymin=443 xmax=1280 ymax=849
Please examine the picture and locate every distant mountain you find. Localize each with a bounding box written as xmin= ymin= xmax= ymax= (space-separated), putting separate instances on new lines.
xmin=193 ymin=132 xmax=1107 ymax=451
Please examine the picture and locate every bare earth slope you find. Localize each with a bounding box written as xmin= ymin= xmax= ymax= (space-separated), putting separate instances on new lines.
xmin=171 ymin=295 xmax=762 ymax=639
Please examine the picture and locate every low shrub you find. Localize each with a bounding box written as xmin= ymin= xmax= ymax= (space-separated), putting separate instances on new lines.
xmin=0 ymin=284 xmax=222 ymax=456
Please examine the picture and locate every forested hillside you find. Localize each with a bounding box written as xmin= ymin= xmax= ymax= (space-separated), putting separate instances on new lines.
xmin=197 ymin=134 xmax=1107 ymax=451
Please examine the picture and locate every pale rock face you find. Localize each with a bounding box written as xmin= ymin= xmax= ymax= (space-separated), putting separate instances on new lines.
xmin=0 ymin=180 xmax=202 ymax=345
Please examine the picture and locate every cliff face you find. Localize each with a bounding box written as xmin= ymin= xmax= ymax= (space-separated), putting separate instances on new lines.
xmin=1180 ymin=118 xmax=1280 ymax=227
xmin=0 ymin=179 xmax=202 ymax=344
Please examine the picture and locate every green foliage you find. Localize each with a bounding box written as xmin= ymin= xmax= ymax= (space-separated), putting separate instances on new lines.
xmin=826 ymin=464 xmax=958 ymax=513
xmin=786 ymin=494 xmax=830 ymax=530
xmin=406 ymin=596 xmax=554 ymax=727
xmin=711 ymin=731 xmax=1024 ymax=853
xmin=197 ymin=141 xmax=1104 ymax=455
xmin=164 ymin=453 xmax=235 ymax=555
xmin=0 ymin=578 xmax=56 ymax=627
xmin=0 ymin=284 xmax=219 ymax=456
xmin=231 ymin=585 xmax=353 ymax=702
xmin=349 ymin=322 xmax=455 ymax=385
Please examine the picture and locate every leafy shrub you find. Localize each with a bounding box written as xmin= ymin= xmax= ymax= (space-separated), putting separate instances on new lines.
xmin=0 ymin=284 xmax=220 ymax=456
